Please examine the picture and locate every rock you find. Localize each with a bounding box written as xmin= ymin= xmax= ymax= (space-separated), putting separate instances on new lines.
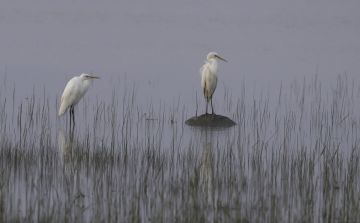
xmin=185 ymin=114 xmax=236 ymax=128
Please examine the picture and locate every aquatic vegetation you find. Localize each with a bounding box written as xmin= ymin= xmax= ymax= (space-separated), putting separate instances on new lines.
xmin=0 ymin=75 xmax=359 ymax=222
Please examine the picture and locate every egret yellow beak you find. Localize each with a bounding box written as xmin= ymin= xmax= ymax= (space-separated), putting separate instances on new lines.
xmin=215 ymin=55 xmax=227 ymax=62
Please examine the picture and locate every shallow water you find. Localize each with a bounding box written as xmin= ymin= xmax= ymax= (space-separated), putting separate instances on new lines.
xmin=1 ymin=74 xmax=360 ymax=222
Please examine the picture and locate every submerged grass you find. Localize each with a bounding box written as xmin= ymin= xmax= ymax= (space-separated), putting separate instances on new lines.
xmin=0 ymin=74 xmax=359 ymax=222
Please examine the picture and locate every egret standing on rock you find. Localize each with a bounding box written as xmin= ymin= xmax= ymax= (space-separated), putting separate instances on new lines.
xmin=200 ymin=52 xmax=227 ymax=115
xmin=58 ymin=73 xmax=99 ymax=128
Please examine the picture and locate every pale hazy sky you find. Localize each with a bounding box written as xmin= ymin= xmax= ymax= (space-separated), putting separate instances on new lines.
xmin=0 ymin=0 xmax=359 ymax=105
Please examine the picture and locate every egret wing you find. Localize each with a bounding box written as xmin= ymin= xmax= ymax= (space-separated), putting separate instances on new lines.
xmin=200 ymin=64 xmax=209 ymax=91
xmin=58 ymin=77 xmax=79 ymax=116
xmin=201 ymin=63 xmax=217 ymax=99
xmin=207 ymin=72 xmax=217 ymax=96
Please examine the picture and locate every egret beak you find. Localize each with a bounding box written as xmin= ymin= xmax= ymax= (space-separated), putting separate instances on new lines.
xmin=86 ymin=75 xmax=100 ymax=79
xmin=215 ymin=55 xmax=227 ymax=62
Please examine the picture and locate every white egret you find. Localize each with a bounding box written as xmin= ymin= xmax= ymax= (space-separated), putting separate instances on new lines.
xmin=58 ymin=73 xmax=99 ymax=127
xmin=200 ymin=52 xmax=227 ymax=114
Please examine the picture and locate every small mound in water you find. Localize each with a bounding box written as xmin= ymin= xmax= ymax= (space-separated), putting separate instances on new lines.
xmin=185 ymin=114 xmax=236 ymax=128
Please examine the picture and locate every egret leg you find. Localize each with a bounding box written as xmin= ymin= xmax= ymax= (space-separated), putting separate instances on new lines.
xmin=205 ymin=100 xmax=208 ymax=115
xmin=71 ymin=106 xmax=75 ymax=128
xmin=69 ymin=108 xmax=72 ymax=129
xmin=68 ymin=106 xmax=74 ymax=129
xmin=211 ymin=98 xmax=215 ymax=115
xmin=70 ymin=108 xmax=75 ymax=134
xmin=203 ymin=86 xmax=207 ymax=115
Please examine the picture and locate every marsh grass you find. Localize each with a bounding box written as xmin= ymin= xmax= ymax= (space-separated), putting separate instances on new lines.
xmin=0 ymin=74 xmax=359 ymax=222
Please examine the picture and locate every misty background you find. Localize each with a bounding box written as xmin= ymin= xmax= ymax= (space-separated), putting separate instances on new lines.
xmin=0 ymin=0 xmax=359 ymax=110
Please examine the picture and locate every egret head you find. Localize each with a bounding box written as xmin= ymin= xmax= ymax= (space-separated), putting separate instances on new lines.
xmin=206 ymin=52 xmax=227 ymax=62
xmin=80 ymin=73 xmax=100 ymax=80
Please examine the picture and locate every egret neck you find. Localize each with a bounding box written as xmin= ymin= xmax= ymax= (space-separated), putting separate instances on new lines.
xmin=207 ymin=58 xmax=218 ymax=75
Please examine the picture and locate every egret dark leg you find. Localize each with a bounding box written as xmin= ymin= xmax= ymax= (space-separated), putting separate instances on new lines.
xmin=71 ymin=107 xmax=75 ymax=134
xmin=69 ymin=109 xmax=72 ymax=129
xmin=211 ymin=98 xmax=215 ymax=115
xmin=204 ymin=86 xmax=208 ymax=115
xmin=71 ymin=106 xmax=75 ymax=128
xmin=68 ymin=106 xmax=74 ymax=130
xmin=205 ymin=100 xmax=208 ymax=115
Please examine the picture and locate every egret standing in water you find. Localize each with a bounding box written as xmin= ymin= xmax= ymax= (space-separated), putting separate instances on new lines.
xmin=200 ymin=52 xmax=227 ymax=115
xmin=58 ymin=73 xmax=99 ymax=128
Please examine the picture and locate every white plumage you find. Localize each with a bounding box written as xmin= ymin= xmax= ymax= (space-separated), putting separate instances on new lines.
xmin=58 ymin=73 xmax=99 ymax=127
xmin=200 ymin=52 xmax=227 ymax=114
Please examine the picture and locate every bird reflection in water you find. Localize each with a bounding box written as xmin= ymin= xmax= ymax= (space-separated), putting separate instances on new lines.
xmin=199 ymin=141 xmax=215 ymax=205
xmin=58 ymin=129 xmax=76 ymax=166
xmin=198 ymin=129 xmax=216 ymax=223
xmin=58 ymin=129 xmax=88 ymax=220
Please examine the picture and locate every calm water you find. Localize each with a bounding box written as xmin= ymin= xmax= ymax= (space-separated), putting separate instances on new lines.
xmin=1 ymin=0 xmax=360 ymax=222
